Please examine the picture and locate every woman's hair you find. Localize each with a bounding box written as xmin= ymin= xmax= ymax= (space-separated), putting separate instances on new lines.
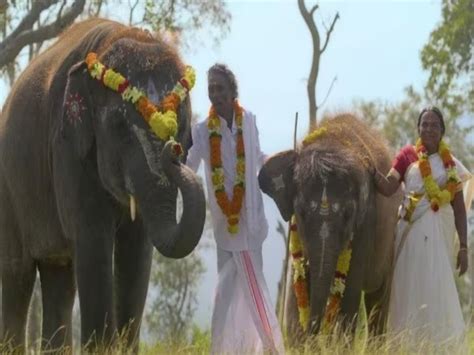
xmin=417 ymin=106 xmax=446 ymax=135
xmin=207 ymin=63 xmax=239 ymax=99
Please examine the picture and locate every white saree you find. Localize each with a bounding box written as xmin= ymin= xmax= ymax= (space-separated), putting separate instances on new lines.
xmin=388 ymin=153 xmax=472 ymax=344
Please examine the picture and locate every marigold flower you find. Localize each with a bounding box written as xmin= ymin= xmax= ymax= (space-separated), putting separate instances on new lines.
xmin=161 ymin=92 xmax=180 ymax=112
xmin=228 ymin=224 xmax=239 ymax=234
xmin=208 ymin=100 xmax=245 ymax=232
xmin=236 ymin=137 xmax=245 ymax=156
xmin=84 ymin=52 xmax=195 ymax=144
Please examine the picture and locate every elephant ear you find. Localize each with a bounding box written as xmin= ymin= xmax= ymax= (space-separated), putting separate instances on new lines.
xmin=258 ymin=150 xmax=296 ymax=221
xmin=61 ymin=61 xmax=95 ymax=159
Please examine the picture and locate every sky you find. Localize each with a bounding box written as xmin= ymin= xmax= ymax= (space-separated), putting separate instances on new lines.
xmin=0 ymin=0 xmax=463 ymax=330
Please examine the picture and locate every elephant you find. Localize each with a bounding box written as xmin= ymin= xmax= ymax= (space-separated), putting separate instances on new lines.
xmin=259 ymin=114 xmax=401 ymax=343
xmin=0 ymin=18 xmax=205 ymax=351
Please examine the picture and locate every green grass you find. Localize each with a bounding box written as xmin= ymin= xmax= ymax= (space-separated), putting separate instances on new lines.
xmin=2 ymin=326 xmax=473 ymax=354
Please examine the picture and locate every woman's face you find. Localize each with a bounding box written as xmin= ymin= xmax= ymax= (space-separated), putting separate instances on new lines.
xmin=418 ymin=111 xmax=443 ymax=149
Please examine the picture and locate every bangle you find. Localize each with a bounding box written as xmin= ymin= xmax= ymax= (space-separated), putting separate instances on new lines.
xmin=459 ymin=247 xmax=468 ymax=252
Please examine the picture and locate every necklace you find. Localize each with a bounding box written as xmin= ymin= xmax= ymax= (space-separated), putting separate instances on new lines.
xmin=208 ymin=101 xmax=245 ymax=234
xmin=415 ymin=138 xmax=460 ymax=211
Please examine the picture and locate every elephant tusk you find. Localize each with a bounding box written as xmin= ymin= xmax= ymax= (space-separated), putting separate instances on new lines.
xmin=130 ymin=195 xmax=136 ymax=222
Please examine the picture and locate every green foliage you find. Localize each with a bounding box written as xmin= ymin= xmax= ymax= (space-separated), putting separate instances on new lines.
xmin=145 ymin=250 xmax=206 ymax=344
xmin=420 ymin=0 xmax=474 ymax=112
xmin=353 ymin=86 xmax=474 ymax=170
xmin=0 ymin=0 xmax=230 ymax=85
xmin=142 ymin=0 xmax=230 ymax=48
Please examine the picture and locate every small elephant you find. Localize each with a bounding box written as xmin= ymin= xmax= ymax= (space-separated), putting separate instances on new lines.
xmin=259 ymin=114 xmax=401 ymax=341
xmin=0 ymin=18 xmax=205 ymax=351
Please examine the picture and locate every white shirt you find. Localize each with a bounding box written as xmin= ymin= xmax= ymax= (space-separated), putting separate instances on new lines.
xmin=186 ymin=108 xmax=269 ymax=251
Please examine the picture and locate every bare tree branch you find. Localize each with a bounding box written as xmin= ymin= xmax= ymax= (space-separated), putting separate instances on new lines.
xmin=3 ymin=0 xmax=57 ymax=45
xmin=0 ymin=0 xmax=85 ymax=69
xmin=298 ymin=0 xmax=321 ymax=130
xmin=321 ymin=12 xmax=339 ymax=54
xmin=317 ymin=75 xmax=337 ymax=110
xmin=298 ymin=0 xmax=338 ymax=130
xmin=128 ymin=0 xmax=140 ymax=26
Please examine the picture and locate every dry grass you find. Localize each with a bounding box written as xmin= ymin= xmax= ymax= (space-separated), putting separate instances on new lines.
xmin=1 ymin=325 xmax=473 ymax=354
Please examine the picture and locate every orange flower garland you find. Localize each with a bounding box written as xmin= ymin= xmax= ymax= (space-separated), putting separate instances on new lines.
xmin=415 ymin=138 xmax=460 ymax=211
xmin=290 ymin=126 xmax=353 ymax=332
xmin=208 ymin=101 xmax=245 ymax=234
xmin=85 ymin=52 xmax=195 ymax=144
xmin=289 ymin=217 xmax=310 ymax=330
xmin=290 ymin=217 xmax=352 ymax=331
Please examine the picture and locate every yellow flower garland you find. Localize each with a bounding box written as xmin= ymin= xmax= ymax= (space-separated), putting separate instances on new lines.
xmin=208 ymin=101 xmax=245 ymax=234
xmin=290 ymin=126 xmax=353 ymax=331
xmin=85 ymin=52 xmax=196 ymax=143
xmin=415 ymin=138 xmax=460 ymax=211
xmin=289 ymin=217 xmax=310 ymax=330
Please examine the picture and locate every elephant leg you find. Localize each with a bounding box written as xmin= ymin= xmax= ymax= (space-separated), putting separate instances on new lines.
xmin=364 ymin=276 xmax=390 ymax=335
xmin=1 ymin=259 xmax=36 ymax=351
xmin=38 ymin=259 xmax=75 ymax=351
xmin=114 ymin=218 xmax=153 ymax=351
xmin=75 ymin=232 xmax=115 ymax=348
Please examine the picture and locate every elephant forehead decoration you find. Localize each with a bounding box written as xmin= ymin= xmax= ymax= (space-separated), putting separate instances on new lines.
xmin=320 ymin=184 xmax=330 ymax=216
xmin=84 ymin=52 xmax=196 ymax=145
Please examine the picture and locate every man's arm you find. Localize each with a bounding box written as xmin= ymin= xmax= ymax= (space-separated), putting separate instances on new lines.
xmin=253 ymin=114 xmax=267 ymax=169
xmin=185 ymin=123 xmax=202 ymax=173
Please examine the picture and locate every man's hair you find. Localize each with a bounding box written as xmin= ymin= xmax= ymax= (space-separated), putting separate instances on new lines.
xmin=417 ymin=105 xmax=446 ymax=135
xmin=207 ymin=63 xmax=239 ymax=99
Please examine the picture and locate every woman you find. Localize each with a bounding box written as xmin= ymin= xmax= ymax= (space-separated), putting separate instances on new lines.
xmin=373 ymin=106 xmax=471 ymax=344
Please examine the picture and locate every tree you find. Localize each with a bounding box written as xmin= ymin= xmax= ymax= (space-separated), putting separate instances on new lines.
xmin=352 ymin=85 xmax=474 ymax=169
xmin=0 ymin=0 xmax=86 ymax=79
xmin=298 ymin=0 xmax=339 ymax=130
xmin=141 ymin=0 xmax=230 ymax=49
xmin=420 ymin=0 xmax=474 ymax=112
xmin=0 ymin=0 xmax=230 ymax=85
xmin=145 ymin=250 xmax=205 ymax=343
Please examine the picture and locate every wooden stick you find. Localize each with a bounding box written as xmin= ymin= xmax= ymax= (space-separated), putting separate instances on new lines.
xmin=280 ymin=112 xmax=298 ymax=327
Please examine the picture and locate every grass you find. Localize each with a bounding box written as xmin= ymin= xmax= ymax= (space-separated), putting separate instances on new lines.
xmin=2 ymin=324 xmax=473 ymax=354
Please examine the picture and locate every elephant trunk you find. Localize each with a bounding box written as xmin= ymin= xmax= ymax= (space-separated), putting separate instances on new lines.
xmin=307 ymin=243 xmax=339 ymax=334
xmin=133 ymin=142 xmax=206 ymax=259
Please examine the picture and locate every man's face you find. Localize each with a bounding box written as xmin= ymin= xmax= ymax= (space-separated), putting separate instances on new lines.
xmin=208 ymin=72 xmax=234 ymax=115
xmin=418 ymin=111 xmax=443 ymax=148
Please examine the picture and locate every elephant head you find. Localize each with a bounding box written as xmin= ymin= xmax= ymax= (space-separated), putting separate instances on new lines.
xmin=56 ymin=36 xmax=205 ymax=258
xmin=259 ymin=137 xmax=375 ymax=333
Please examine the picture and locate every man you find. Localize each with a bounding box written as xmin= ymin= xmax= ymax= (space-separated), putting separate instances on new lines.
xmin=186 ymin=63 xmax=284 ymax=354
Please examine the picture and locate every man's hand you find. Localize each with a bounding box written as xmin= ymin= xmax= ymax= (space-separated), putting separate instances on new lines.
xmin=457 ymin=248 xmax=468 ymax=276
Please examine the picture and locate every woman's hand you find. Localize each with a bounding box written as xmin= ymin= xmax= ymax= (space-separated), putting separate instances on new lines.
xmin=456 ymin=248 xmax=469 ymax=276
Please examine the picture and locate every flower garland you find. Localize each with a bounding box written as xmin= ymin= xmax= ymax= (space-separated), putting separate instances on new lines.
xmin=415 ymin=138 xmax=460 ymax=211
xmin=289 ymin=216 xmax=310 ymax=330
xmin=208 ymin=101 xmax=245 ymax=234
xmin=290 ymin=217 xmax=352 ymax=331
xmin=324 ymin=242 xmax=352 ymax=327
xmin=85 ymin=52 xmax=195 ymax=144
xmin=290 ymin=126 xmax=353 ymax=331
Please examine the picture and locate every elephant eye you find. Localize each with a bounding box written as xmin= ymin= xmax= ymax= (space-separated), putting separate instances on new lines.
xmin=297 ymin=207 xmax=307 ymax=221
xmin=113 ymin=117 xmax=130 ymax=136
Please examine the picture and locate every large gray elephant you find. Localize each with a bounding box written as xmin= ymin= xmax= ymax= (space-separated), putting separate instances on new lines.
xmin=0 ymin=18 xmax=205 ymax=351
xmin=259 ymin=114 xmax=401 ymax=342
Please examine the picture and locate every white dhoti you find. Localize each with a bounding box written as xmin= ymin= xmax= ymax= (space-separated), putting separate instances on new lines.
xmin=211 ymin=247 xmax=285 ymax=354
